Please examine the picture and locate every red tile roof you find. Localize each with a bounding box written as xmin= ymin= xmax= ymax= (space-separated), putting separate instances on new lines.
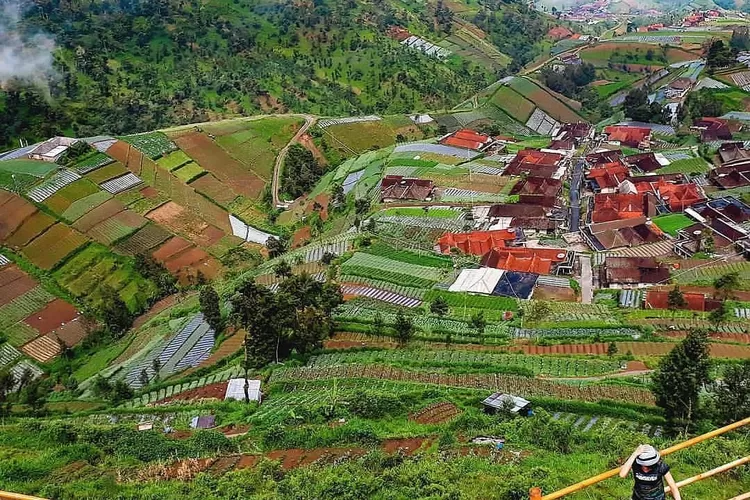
xmin=548 ymin=26 xmax=573 ymax=39
xmin=656 ymin=183 xmax=705 ymax=211
xmin=481 ymin=247 xmax=568 ymax=275
xmin=592 ymin=193 xmax=647 ymax=223
xmin=586 ymin=162 xmax=630 ymax=191
xmin=380 ymin=176 xmax=434 ymax=201
xmin=509 ymin=177 xmax=562 ymax=198
xmin=440 ymin=129 xmax=492 ymax=151
xmin=604 ymin=126 xmax=651 ymax=148
xmin=436 ymin=229 xmax=517 ymax=255
xmin=504 ymin=149 xmax=563 ymax=177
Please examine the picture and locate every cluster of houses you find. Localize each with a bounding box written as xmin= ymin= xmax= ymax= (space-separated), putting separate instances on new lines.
xmin=386 ymin=26 xmax=451 ymax=59
xmin=681 ymin=10 xmax=722 ymax=27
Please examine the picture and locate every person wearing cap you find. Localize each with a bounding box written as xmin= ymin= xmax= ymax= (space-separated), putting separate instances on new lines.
xmin=619 ymin=444 xmax=681 ymax=500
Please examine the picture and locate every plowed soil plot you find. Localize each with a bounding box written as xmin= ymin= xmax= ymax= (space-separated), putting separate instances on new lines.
xmin=23 ymin=298 xmax=79 ymax=334
xmin=382 ymin=438 xmax=430 ymax=455
xmin=47 ymin=320 xmax=89 ymax=347
xmin=158 ymin=381 xmax=228 ymax=404
xmin=72 ymin=199 xmax=125 ymax=233
xmin=173 ymin=132 xmax=265 ymax=199
xmin=0 ymin=268 xmax=36 ymax=306
xmin=146 ymin=201 xmax=225 ymax=248
xmin=4 ymin=211 xmax=56 ymax=249
xmin=0 ymin=195 xmax=37 ymax=241
xmin=152 ymin=236 xmax=192 ymax=261
xmin=106 ymin=141 xmax=144 ymax=175
xmin=410 ymin=402 xmax=461 ymax=424
xmin=22 ymin=224 xmax=87 ymax=270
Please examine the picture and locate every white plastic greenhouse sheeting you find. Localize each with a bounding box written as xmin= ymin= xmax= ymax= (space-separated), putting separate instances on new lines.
xmin=229 ymin=215 xmax=272 ymax=244
xmin=448 ymin=268 xmax=505 ymax=295
xmin=225 ymin=378 xmax=261 ymax=402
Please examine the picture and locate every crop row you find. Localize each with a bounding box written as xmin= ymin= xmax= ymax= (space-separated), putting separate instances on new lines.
xmin=674 ymin=262 xmax=750 ymax=284
xmin=270 ymin=365 xmax=655 ymax=405
xmin=120 ymin=132 xmax=178 ymax=159
xmin=310 ymin=350 xmax=623 ymax=377
xmin=339 ymin=275 xmax=426 ymax=299
xmin=343 ymin=252 xmax=445 ymax=279
xmin=334 ymin=303 xmax=510 ymax=339
xmin=512 ymin=327 xmax=641 ymax=339
xmin=361 ymin=242 xmax=454 ymax=268
xmin=424 ymin=290 xmax=518 ymax=312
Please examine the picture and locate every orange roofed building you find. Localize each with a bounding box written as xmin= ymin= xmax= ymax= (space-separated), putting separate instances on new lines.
xmin=440 ymin=129 xmax=493 ymax=151
xmin=436 ymin=229 xmax=519 ymax=255
xmin=592 ymin=193 xmax=653 ymax=223
xmin=603 ymin=126 xmax=651 ymax=149
xmin=548 ymin=26 xmax=573 ymax=40
xmin=480 ymin=247 xmax=569 ymax=275
xmin=656 ymin=182 xmax=705 ymax=211
xmin=586 ymin=161 xmax=630 ymax=193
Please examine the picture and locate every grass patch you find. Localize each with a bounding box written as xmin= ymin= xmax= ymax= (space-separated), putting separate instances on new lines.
xmin=173 ymin=162 xmax=206 ymax=183
xmin=0 ymin=159 xmax=57 ymax=177
xmin=653 ymin=214 xmax=693 ymax=236
xmin=156 ymin=150 xmax=192 ymax=171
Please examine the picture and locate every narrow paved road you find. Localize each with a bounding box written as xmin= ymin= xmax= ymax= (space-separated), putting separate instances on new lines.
xmin=580 ymin=255 xmax=593 ymax=305
xmin=569 ymin=159 xmax=584 ymax=232
xmin=272 ymin=114 xmax=316 ymax=208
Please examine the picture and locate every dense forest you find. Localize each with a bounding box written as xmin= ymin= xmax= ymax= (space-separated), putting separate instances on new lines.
xmin=0 ymin=0 xmax=552 ymax=150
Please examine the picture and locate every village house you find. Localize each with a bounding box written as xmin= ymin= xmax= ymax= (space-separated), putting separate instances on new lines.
xmin=503 ymin=149 xmax=564 ymax=178
xmin=380 ymin=176 xmax=434 ymax=202
xmin=603 ymin=126 xmax=651 ymax=149
xmin=439 ymin=129 xmax=494 ymax=151
xmin=599 ymin=256 xmax=670 ymax=288
xmin=665 ymin=78 xmax=693 ymax=100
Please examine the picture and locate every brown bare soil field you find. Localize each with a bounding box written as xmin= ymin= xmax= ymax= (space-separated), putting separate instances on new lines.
xmin=4 ymin=211 xmax=56 ymax=249
xmin=0 ymin=268 xmax=36 ymax=307
xmin=410 ymin=402 xmax=461 ymax=424
xmin=72 ymin=199 xmax=125 ymax=232
xmin=159 ymin=381 xmax=228 ymax=404
xmin=146 ymin=201 xmax=226 ymax=247
xmin=173 ymin=132 xmax=265 ymax=199
xmin=48 ymin=319 xmax=90 ymax=348
xmin=292 ymin=226 xmax=311 ymax=248
xmin=23 ymin=298 xmax=80 ymax=334
xmin=107 ymin=141 xmax=144 ymax=175
xmin=22 ymin=224 xmax=88 ymax=270
xmin=533 ymin=285 xmax=577 ymax=302
xmin=190 ymin=174 xmax=238 ymax=206
xmin=163 ymin=247 xmax=212 ymax=272
xmin=152 ymin=236 xmax=192 ymax=261
xmin=0 ymin=195 xmax=37 ymax=242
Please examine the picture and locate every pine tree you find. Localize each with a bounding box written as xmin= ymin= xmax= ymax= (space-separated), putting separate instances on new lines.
xmin=199 ymin=285 xmax=223 ymax=334
xmin=98 ymin=286 xmax=133 ymax=335
xmin=667 ymin=286 xmax=687 ymax=318
xmin=651 ymin=330 xmax=711 ymax=434
xmin=394 ymin=312 xmax=415 ymax=346
xmin=607 ymin=342 xmax=618 ymax=357
xmin=430 ymin=296 xmax=449 ymax=316
xmin=713 ymin=360 xmax=750 ymax=425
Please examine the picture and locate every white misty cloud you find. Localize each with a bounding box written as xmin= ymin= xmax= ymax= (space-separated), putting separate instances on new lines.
xmin=0 ymin=1 xmax=56 ymax=87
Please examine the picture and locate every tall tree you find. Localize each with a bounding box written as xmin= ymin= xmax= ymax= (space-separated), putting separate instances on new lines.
xmin=98 ymin=286 xmax=133 ymax=335
xmin=713 ymin=360 xmax=750 ymax=425
xmin=667 ymin=286 xmax=687 ymax=318
xmin=231 ymin=280 xmax=282 ymax=368
xmin=651 ymin=330 xmax=711 ymax=434
xmin=430 ymin=296 xmax=449 ymax=317
xmin=394 ymin=311 xmax=415 ymax=346
xmin=199 ymin=285 xmax=223 ymax=334
xmin=714 ymin=272 xmax=740 ymax=301
xmin=708 ymin=301 xmax=733 ymax=330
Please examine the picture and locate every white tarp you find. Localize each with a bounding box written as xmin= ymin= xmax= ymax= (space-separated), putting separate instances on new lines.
xmin=654 ymin=153 xmax=670 ymax=166
xmin=229 ymin=215 xmax=273 ymax=245
xmin=448 ymin=268 xmax=504 ymax=295
xmin=224 ymin=378 xmax=262 ymax=402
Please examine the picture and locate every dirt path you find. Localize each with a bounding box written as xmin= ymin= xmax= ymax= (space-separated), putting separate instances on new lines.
xmin=272 ymin=114 xmax=316 ymax=208
xmin=580 ymin=255 xmax=593 ymax=305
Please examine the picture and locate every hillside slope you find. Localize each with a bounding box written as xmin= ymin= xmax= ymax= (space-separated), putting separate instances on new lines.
xmin=1 ymin=0 xmax=557 ymax=149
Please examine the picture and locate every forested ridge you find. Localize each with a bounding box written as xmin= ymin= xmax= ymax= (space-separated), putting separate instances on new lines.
xmin=1 ymin=0 xmax=553 ymax=149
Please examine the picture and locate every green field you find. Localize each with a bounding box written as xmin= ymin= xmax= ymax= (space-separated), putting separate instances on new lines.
xmin=652 ymin=213 xmax=693 ymax=236
xmin=0 ymin=158 xmax=57 ymax=177
xmin=173 ymin=162 xmax=205 ymax=183
xmin=210 ymin=117 xmax=303 ymax=180
xmin=489 ymin=86 xmax=536 ymax=122
xmin=53 ymin=244 xmax=158 ymax=313
xmin=656 ymin=158 xmax=710 ymax=175
xmin=156 ymin=150 xmax=192 ymax=171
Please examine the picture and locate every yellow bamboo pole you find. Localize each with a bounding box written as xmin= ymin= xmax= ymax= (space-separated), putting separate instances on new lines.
xmin=728 ymin=493 xmax=750 ymax=500
xmin=534 ymin=416 xmax=750 ymax=500
xmin=665 ymin=456 xmax=750 ymax=492
xmin=0 ymin=492 xmax=47 ymax=500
